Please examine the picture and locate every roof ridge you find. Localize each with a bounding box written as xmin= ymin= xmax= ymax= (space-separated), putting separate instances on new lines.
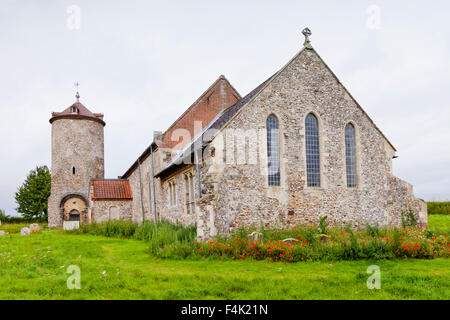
xmin=155 ymin=72 xmax=277 ymax=177
xmin=160 ymin=75 xmax=241 ymax=140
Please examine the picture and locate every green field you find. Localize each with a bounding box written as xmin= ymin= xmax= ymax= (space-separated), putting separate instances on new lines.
xmin=0 ymin=215 xmax=449 ymax=300
xmin=428 ymin=214 xmax=450 ymax=234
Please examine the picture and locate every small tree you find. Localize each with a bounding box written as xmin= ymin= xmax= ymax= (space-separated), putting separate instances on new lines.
xmin=15 ymin=166 xmax=51 ymax=219
xmin=0 ymin=209 xmax=8 ymax=221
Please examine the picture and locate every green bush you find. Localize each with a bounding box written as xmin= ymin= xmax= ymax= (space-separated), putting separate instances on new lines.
xmin=427 ymin=202 xmax=450 ymax=215
xmin=0 ymin=209 xmax=47 ymax=223
xmin=365 ymin=223 xmax=381 ymax=237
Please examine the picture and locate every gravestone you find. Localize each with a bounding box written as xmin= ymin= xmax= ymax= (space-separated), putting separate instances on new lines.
xmin=63 ymin=221 xmax=80 ymax=230
xmin=282 ymin=238 xmax=299 ymax=245
xmin=20 ymin=227 xmax=31 ymax=236
xmin=248 ymin=232 xmax=264 ymax=244
xmin=30 ymin=223 xmax=41 ymax=233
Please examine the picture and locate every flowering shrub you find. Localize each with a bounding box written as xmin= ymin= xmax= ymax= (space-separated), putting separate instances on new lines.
xmin=187 ymin=226 xmax=449 ymax=262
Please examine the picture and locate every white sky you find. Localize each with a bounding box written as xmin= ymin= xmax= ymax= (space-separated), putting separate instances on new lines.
xmin=1 ymin=0 xmax=449 ymax=216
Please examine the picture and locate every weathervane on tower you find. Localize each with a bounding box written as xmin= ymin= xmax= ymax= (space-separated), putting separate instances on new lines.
xmin=302 ymin=27 xmax=312 ymax=49
xmin=74 ymin=82 xmax=80 ymax=102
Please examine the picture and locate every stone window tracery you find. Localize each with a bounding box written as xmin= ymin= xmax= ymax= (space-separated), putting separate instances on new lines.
xmin=345 ymin=123 xmax=357 ymax=188
xmin=305 ymin=113 xmax=320 ymax=187
xmin=266 ymin=114 xmax=280 ymax=186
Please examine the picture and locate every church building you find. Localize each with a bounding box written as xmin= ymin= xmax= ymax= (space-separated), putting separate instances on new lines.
xmin=47 ymin=29 xmax=427 ymax=238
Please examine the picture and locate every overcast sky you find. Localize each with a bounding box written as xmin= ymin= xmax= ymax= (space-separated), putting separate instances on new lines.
xmin=1 ymin=0 xmax=449 ymax=216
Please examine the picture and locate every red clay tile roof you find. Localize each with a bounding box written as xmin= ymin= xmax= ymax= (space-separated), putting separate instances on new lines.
xmin=50 ymin=101 xmax=105 ymax=126
xmin=93 ymin=180 xmax=132 ymax=200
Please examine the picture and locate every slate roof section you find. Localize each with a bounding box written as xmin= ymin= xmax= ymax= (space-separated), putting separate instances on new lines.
xmin=206 ymin=73 xmax=276 ymax=135
xmin=92 ymin=179 xmax=133 ymax=200
xmin=121 ymin=75 xmax=241 ymax=179
xmin=154 ymin=73 xmax=277 ymax=178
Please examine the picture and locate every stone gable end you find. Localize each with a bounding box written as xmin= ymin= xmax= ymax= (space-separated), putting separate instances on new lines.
xmin=196 ymin=48 xmax=426 ymax=238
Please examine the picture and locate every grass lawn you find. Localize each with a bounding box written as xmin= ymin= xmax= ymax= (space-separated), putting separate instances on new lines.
xmin=0 ymin=214 xmax=448 ymax=300
xmin=0 ymin=222 xmax=47 ymax=234
xmin=428 ymin=214 xmax=450 ymax=234
xmin=0 ymin=227 xmax=448 ymax=300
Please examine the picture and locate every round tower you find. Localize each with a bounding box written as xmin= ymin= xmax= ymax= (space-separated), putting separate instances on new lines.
xmin=47 ymin=100 xmax=105 ymax=228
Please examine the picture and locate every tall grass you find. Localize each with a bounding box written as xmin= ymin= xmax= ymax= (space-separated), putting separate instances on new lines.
xmin=74 ymin=220 xmax=196 ymax=258
xmin=71 ymin=215 xmax=449 ymax=263
xmin=427 ymin=202 xmax=450 ymax=215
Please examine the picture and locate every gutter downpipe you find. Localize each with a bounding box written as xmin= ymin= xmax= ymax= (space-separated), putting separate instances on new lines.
xmin=194 ymin=148 xmax=202 ymax=199
xmin=150 ymin=146 xmax=158 ymax=223
xmin=138 ymin=158 xmax=145 ymax=223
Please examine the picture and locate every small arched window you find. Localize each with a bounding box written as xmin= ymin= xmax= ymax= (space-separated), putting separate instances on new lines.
xmin=345 ymin=123 xmax=357 ymax=187
xmin=72 ymin=166 xmax=76 ymax=175
xmin=305 ymin=113 xmax=320 ymax=187
xmin=266 ymin=114 xmax=280 ymax=186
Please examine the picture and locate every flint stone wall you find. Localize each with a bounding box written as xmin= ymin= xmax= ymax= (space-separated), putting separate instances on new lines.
xmin=196 ymin=48 xmax=426 ymax=240
xmin=48 ymin=118 xmax=104 ymax=227
xmin=91 ymin=200 xmax=133 ymax=223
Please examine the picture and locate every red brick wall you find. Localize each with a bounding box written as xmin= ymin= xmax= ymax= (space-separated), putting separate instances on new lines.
xmin=161 ymin=76 xmax=240 ymax=149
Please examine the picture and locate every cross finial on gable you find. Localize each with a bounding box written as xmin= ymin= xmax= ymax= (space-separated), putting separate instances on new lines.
xmin=74 ymin=82 xmax=80 ymax=102
xmin=302 ymin=27 xmax=312 ymax=49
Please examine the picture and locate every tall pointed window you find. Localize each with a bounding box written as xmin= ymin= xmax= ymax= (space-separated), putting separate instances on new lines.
xmin=305 ymin=113 xmax=320 ymax=187
xmin=345 ymin=123 xmax=357 ymax=187
xmin=266 ymin=114 xmax=280 ymax=186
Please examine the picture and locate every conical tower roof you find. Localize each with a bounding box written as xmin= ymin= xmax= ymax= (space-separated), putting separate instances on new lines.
xmin=50 ymin=101 xmax=105 ymax=126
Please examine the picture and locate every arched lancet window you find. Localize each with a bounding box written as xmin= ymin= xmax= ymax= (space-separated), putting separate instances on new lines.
xmin=266 ymin=114 xmax=280 ymax=186
xmin=345 ymin=123 xmax=357 ymax=187
xmin=305 ymin=113 xmax=320 ymax=187
xmin=72 ymin=166 xmax=76 ymax=175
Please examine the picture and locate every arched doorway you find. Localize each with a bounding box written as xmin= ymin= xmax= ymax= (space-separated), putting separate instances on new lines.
xmin=60 ymin=193 xmax=88 ymax=229
xmin=68 ymin=209 xmax=81 ymax=221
